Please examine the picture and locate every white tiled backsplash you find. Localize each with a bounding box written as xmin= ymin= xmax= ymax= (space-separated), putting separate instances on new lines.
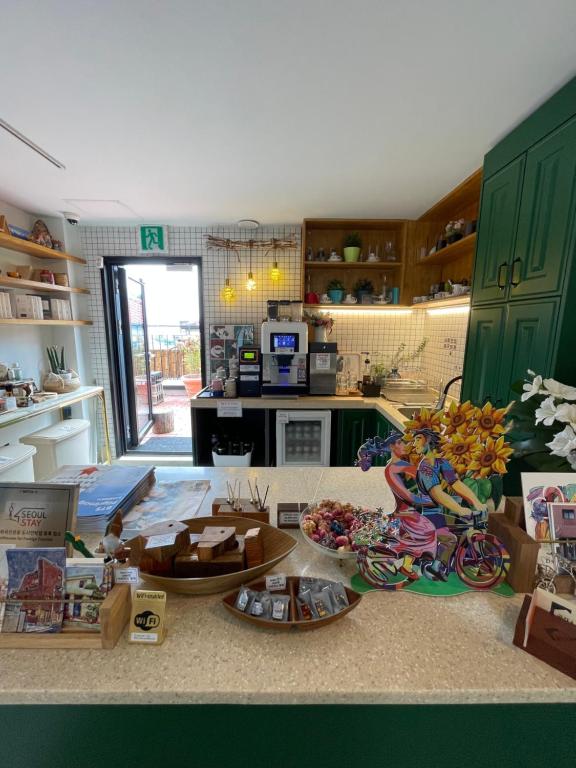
xmin=79 ymin=225 xmax=468 ymax=455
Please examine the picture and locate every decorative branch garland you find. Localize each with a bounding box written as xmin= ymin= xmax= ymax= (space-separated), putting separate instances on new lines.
xmin=205 ymin=235 xmax=297 ymax=253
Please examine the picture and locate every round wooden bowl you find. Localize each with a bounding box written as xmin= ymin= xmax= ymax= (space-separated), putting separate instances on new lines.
xmin=222 ymin=577 xmax=362 ymax=630
xmin=139 ymin=516 xmax=297 ymax=595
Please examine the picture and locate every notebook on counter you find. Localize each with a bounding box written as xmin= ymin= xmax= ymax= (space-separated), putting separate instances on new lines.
xmin=47 ymin=465 xmax=156 ymax=532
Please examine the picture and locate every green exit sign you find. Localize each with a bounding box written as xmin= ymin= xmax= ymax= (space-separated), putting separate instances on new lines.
xmin=139 ymin=225 xmax=168 ymax=254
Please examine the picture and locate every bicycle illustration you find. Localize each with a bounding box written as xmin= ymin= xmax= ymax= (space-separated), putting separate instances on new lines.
xmin=357 ymin=511 xmax=510 ymax=591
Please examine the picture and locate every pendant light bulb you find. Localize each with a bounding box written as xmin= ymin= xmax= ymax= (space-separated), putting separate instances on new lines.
xmin=270 ymin=260 xmax=280 ymax=282
xmin=221 ymin=277 xmax=235 ymax=302
xmin=246 ymin=271 xmax=257 ymax=291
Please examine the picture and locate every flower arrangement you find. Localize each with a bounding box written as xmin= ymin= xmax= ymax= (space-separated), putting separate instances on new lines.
xmin=304 ymin=310 xmax=334 ymax=335
xmin=507 ymin=371 xmax=576 ymax=470
xmin=404 ymin=399 xmax=514 ymax=505
xmin=445 ymin=219 xmax=465 ymax=236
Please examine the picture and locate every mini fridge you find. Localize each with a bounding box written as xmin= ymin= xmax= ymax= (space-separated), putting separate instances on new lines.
xmin=276 ymin=410 xmax=331 ymax=466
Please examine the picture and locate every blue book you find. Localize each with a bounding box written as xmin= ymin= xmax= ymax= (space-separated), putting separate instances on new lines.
xmin=48 ymin=465 xmax=155 ymax=531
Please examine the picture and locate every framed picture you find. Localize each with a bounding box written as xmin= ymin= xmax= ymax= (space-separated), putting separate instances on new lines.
xmin=0 ymin=483 xmax=78 ymax=550
xmin=521 ymin=472 xmax=576 ymax=542
xmin=336 ymin=353 xmax=361 ymax=390
xmin=548 ymin=502 xmax=576 ymax=560
xmin=208 ymin=324 xmax=254 ymax=379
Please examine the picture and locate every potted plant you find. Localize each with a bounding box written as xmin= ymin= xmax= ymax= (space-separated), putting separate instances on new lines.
xmin=180 ymin=337 xmax=202 ymax=397
xmin=326 ymin=278 xmax=345 ymax=304
xmin=343 ymin=232 xmax=362 ymax=262
xmin=352 ymin=278 xmax=374 ymax=304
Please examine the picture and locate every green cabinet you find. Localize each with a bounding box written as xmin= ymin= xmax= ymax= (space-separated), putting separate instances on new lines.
xmin=472 ymin=158 xmax=524 ymax=304
xmin=336 ymin=409 xmax=376 ymax=467
xmin=498 ymin=299 xmax=559 ymax=404
xmin=336 ymin=409 xmax=396 ymax=467
xmin=463 ymin=78 xmax=576 ymax=406
xmin=461 ymin=305 xmax=505 ymax=404
xmin=510 ymin=115 xmax=576 ymax=300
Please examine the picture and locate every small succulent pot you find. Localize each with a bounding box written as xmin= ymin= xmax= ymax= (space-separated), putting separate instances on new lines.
xmin=343 ymin=247 xmax=360 ymax=262
xmin=355 ymin=290 xmax=372 ymax=304
xmin=327 ymin=289 xmax=344 ymax=303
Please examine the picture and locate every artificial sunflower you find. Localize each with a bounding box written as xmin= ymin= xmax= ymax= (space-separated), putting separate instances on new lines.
xmin=441 ymin=400 xmax=477 ymax=435
xmin=404 ymin=407 xmax=443 ymax=434
xmin=468 ymin=436 xmax=514 ymax=478
xmin=439 ymin=433 xmax=477 ymax=474
xmin=471 ymin=402 xmax=509 ymax=440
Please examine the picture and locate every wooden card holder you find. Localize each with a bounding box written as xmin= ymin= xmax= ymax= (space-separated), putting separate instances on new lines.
xmin=504 ymin=496 xmax=525 ymax=528
xmin=513 ymin=595 xmax=576 ymax=680
xmin=277 ymin=502 xmax=308 ymax=529
xmin=0 ymin=584 xmax=131 ymax=650
xmin=488 ymin=513 xmax=540 ymax=593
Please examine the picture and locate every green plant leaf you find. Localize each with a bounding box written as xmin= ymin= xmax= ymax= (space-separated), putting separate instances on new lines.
xmin=477 ymin=477 xmax=492 ymax=503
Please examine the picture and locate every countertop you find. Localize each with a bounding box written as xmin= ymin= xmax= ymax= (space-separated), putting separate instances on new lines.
xmin=0 ymin=467 xmax=574 ymax=706
xmin=191 ymin=393 xmax=408 ymax=430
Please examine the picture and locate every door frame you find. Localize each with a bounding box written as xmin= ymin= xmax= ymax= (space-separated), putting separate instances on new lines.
xmin=101 ymin=256 xmax=205 ymax=457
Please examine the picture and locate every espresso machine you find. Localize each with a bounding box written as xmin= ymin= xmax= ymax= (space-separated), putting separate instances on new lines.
xmin=260 ymin=321 xmax=308 ymax=395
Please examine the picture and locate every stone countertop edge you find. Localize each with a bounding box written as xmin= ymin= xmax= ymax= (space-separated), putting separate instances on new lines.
xmin=190 ymin=394 xmax=407 ymax=431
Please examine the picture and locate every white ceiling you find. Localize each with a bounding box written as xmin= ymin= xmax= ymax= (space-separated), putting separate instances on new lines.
xmin=1 ymin=1 xmax=575 ymax=224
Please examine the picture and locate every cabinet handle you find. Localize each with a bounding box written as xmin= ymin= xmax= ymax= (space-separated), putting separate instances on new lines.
xmin=497 ymin=263 xmax=508 ymax=289
xmin=511 ymin=257 xmax=522 ymax=286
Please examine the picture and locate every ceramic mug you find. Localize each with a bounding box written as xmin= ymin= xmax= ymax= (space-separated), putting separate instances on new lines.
xmin=343 ymin=294 xmax=357 ymax=304
xmin=320 ymin=293 xmax=332 ymax=303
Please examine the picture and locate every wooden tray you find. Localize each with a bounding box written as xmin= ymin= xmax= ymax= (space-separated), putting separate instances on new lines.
xmin=0 ymin=584 xmax=131 ymax=649
xmin=139 ymin=516 xmax=297 ymax=595
xmin=222 ymin=577 xmax=362 ymax=631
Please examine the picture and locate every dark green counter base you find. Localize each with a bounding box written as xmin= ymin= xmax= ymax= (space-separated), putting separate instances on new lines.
xmin=1 ymin=704 xmax=574 ymax=768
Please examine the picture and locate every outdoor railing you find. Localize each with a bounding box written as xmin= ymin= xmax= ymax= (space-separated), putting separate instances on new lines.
xmin=147 ymin=324 xmax=201 ymax=380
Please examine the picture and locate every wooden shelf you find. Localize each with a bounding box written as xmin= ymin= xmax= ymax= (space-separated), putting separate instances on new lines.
xmin=0 ymin=275 xmax=89 ymax=294
xmin=0 ymin=231 xmax=86 ymax=264
xmin=304 ymin=303 xmax=412 ymax=311
xmin=0 ymin=318 xmax=92 ymax=326
xmin=304 ymin=261 xmax=401 ymax=269
xmin=411 ymin=296 xmax=470 ymax=309
xmin=417 ymin=233 xmax=476 ymax=266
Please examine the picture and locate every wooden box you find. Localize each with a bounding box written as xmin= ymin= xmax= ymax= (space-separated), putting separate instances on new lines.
xmin=0 ymin=584 xmax=131 ymax=649
xmin=488 ymin=513 xmax=540 ymax=593
xmin=513 ymin=595 xmax=576 ymax=680
xmin=504 ymin=496 xmax=525 ymax=528
xmin=212 ymin=498 xmax=270 ymax=524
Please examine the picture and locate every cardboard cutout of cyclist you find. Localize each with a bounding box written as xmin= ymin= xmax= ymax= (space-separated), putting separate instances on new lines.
xmin=354 ymin=420 xmax=511 ymax=594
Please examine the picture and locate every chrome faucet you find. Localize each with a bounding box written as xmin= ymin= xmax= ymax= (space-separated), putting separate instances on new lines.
xmin=434 ymin=375 xmax=462 ymax=411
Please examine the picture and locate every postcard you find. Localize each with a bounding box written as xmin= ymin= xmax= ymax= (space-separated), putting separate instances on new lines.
xmin=2 ymin=547 xmax=66 ymax=633
xmin=64 ymin=558 xmax=113 ymax=630
xmin=521 ymin=472 xmax=576 ymax=541
xmin=534 ymin=587 xmax=576 ymax=626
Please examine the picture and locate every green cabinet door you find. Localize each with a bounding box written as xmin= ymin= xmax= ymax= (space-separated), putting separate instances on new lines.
xmin=471 ymin=157 xmax=525 ymax=304
xmin=336 ymin=409 xmax=376 ymax=466
xmin=510 ymin=115 xmax=576 ymax=300
xmin=372 ymin=411 xmax=394 ymax=466
xmin=461 ymin=305 xmax=505 ymax=405
xmin=497 ymin=299 xmax=559 ymax=405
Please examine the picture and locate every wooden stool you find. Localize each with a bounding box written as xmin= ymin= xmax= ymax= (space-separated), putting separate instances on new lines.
xmin=152 ymin=409 xmax=174 ymax=434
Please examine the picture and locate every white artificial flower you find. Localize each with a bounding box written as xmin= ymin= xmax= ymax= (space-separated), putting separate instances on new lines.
xmin=554 ymin=402 xmax=576 ymax=424
xmin=541 ymin=378 xmax=576 ymax=401
xmin=534 ymin=396 xmax=558 ymax=426
xmin=546 ymin=424 xmax=576 ymax=457
xmin=521 ymin=375 xmax=543 ymax=401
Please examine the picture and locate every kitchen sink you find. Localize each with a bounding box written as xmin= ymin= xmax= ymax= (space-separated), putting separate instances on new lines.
xmin=392 ymin=405 xmax=438 ymax=419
